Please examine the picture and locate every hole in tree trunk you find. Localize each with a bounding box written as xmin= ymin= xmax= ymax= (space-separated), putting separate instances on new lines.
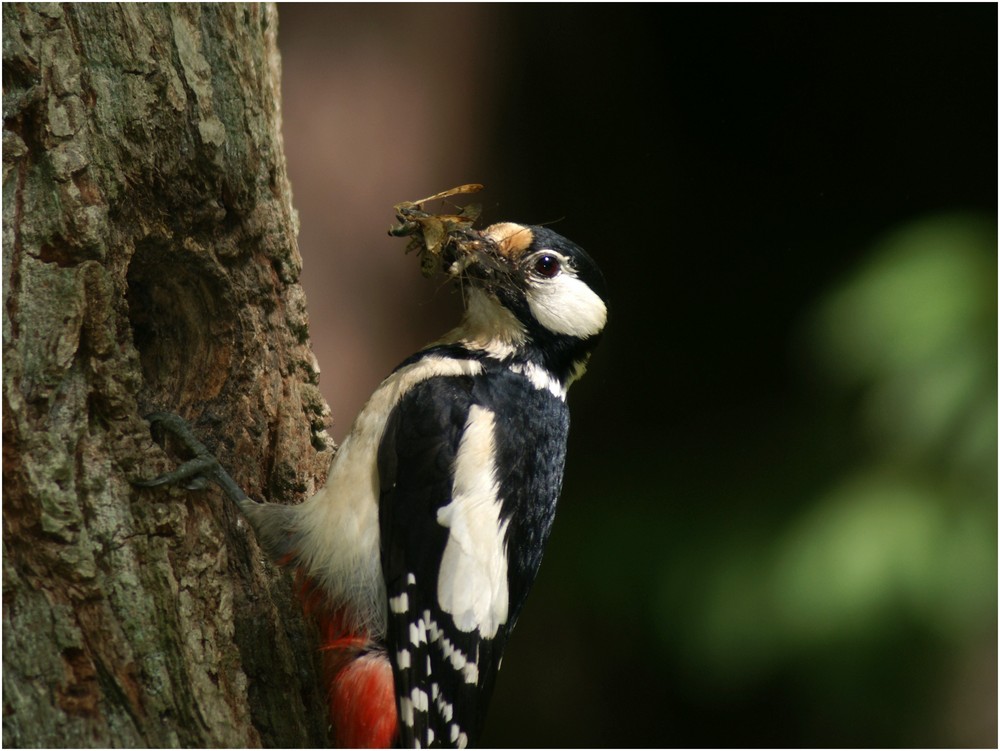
xmin=126 ymin=239 xmax=236 ymax=408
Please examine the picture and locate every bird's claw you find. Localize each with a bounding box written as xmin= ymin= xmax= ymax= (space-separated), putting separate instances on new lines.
xmin=133 ymin=412 xmax=216 ymax=484
xmin=133 ymin=412 xmax=250 ymax=504
xmin=132 ymin=455 xmax=218 ymax=490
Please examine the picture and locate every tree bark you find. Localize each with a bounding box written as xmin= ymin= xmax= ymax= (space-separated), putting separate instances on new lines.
xmin=3 ymin=4 xmax=332 ymax=746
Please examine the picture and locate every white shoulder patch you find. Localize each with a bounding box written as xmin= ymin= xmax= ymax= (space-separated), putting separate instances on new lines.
xmin=435 ymin=405 xmax=510 ymax=640
xmin=510 ymin=361 xmax=566 ymax=400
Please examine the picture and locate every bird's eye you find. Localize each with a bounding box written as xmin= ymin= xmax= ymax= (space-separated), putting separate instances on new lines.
xmin=532 ymin=254 xmax=561 ymax=278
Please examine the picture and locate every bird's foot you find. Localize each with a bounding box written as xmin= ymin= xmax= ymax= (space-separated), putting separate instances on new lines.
xmin=134 ymin=412 xmax=252 ymax=505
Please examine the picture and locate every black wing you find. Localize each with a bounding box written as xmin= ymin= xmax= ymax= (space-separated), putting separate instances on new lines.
xmin=378 ymin=374 xmax=508 ymax=748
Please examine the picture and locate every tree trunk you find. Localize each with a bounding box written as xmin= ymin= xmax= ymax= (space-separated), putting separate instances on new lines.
xmin=3 ymin=4 xmax=332 ymax=746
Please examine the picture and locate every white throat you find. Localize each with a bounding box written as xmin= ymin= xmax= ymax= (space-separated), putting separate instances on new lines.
xmin=439 ymin=287 xmax=527 ymax=360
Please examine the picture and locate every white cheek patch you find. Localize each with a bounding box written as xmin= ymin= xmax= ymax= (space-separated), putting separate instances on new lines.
xmin=435 ymin=405 xmax=509 ymax=640
xmin=527 ymin=270 xmax=607 ymax=339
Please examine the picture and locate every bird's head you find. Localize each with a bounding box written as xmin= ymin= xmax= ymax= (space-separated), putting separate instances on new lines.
xmin=443 ymin=222 xmax=608 ymax=385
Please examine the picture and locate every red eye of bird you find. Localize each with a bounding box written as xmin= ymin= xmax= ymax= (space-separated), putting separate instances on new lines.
xmin=533 ymin=254 xmax=561 ymax=278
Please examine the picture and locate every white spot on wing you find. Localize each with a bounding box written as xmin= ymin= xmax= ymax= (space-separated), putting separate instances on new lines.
xmin=409 ymin=619 xmax=427 ymax=646
xmin=435 ymin=406 xmax=510 ymax=639
xmin=411 ymin=687 xmax=429 ymax=713
xmin=397 ymin=649 xmax=411 ymax=669
xmin=426 ymin=613 xmax=483 ymax=686
xmin=463 ymin=661 xmax=479 ymax=684
xmin=400 ymin=696 xmax=414 ymax=727
xmin=441 ymin=635 xmax=464 ymax=668
xmin=389 ymin=592 xmax=409 ymax=613
xmin=427 ymin=615 xmax=440 ymax=642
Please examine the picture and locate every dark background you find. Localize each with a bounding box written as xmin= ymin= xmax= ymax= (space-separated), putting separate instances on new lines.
xmin=277 ymin=5 xmax=996 ymax=747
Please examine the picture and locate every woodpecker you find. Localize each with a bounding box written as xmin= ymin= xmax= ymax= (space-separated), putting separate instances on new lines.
xmin=138 ymin=220 xmax=608 ymax=747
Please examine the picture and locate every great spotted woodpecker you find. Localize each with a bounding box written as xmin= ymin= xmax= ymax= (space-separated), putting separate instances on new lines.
xmin=138 ymin=220 xmax=608 ymax=747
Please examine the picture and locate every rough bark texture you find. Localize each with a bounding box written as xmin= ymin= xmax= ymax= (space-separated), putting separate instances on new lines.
xmin=3 ymin=4 xmax=333 ymax=746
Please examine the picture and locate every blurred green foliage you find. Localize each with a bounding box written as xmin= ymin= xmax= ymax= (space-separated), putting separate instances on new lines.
xmin=671 ymin=214 xmax=997 ymax=741
xmin=792 ymin=214 xmax=997 ymax=641
xmin=686 ymin=213 xmax=998 ymax=670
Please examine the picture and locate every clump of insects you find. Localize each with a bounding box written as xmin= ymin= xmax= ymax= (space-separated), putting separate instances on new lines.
xmin=388 ymin=183 xmax=487 ymax=277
